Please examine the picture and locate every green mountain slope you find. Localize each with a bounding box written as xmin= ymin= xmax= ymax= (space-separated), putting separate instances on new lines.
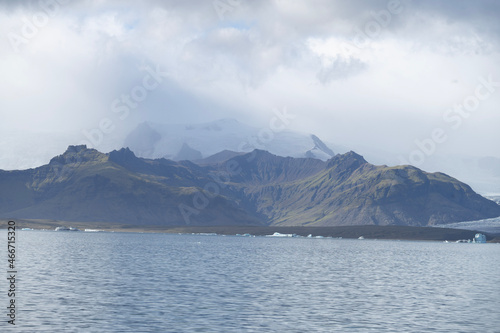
xmin=1 ymin=145 xmax=499 ymax=227
xmin=0 ymin=146 xmax=262 ymax=226
xmin=230 ymin=151 xmax=500 ymax=226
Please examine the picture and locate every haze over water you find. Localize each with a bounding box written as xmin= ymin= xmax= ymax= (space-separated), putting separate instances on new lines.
xmin=2 ymin=231 xmax=499 ymax=332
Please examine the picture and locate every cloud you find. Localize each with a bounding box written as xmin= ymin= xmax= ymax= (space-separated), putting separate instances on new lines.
xmin=0 ymin=0 xmax=499 ymax=170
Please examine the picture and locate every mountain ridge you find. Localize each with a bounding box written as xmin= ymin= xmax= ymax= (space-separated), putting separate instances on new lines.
xmin=0 ymin=145 xmax=499 ymax=227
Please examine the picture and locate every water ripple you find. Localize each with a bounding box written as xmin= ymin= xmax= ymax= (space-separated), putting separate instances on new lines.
xmin=2 ymin=232 xmax=499 ymax=332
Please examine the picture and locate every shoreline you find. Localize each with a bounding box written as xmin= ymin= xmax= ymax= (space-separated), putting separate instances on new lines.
xmin=1 ymin=219 xmax=497 ymax=242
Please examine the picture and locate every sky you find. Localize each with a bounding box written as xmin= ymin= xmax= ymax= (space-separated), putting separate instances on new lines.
xmin=1 ymin=0 xmax=500 ymax=170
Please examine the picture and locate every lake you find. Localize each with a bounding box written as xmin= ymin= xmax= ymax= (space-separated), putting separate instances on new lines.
xmin=2 ymin=230 xmax=500 ymax=332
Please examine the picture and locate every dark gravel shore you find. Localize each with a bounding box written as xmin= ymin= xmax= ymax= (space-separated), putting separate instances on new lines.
xmin=1 ymin=219 xmax=496 ymax=242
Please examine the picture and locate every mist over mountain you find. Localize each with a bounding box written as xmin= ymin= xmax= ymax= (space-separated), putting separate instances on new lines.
xmin=1 ymin=145 xmax=498 ymax=227
xmin=1 ymin=118 xmax=498 ymax=198
xmin=123 ymin=119 xmax=336 ymax=162
xmin=122 ymin=119 xmax=500 ymax=196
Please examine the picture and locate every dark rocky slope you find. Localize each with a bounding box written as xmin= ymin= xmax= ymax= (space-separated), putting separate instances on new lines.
xmin=1 ymin=146 xmax=499 ymax=227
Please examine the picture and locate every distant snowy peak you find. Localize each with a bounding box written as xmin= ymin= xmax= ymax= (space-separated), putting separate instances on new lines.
xmin=311 ymin=134 xmax=335 ymax=156
xmin=123 ymin=119 xmax=336 ymax=161
xmin=306 ymin=135 xmax=335 ymax=160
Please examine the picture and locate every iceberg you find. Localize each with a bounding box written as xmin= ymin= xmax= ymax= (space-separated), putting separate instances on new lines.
xmin=473 ymin=233 xmax=487 ymax=243
xmin=266 ymin=232 xmax=297 ymax=237
xmin=55 ymin=226 xmax=80 ymax=231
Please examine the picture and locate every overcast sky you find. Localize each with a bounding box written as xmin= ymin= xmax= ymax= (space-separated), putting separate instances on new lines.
xmin=1 ymin=0 xmax=499 ymax=169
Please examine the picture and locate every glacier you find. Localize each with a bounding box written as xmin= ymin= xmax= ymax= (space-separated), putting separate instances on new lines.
xmin=123 ymin=118 xmax=336 ymax=161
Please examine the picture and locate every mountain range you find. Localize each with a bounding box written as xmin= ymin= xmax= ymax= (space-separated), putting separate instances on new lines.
xmin=1 ymin=145 xmax=499 ymax=227
xmin=1 ymin=119 xmax=498 ymax=197
xmin=123 ymin=119 xmax=500 ymax=195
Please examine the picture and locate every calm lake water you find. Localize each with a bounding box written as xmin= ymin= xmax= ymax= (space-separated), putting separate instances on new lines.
xmin=2 ymin=231 xmax=500 ymax=332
